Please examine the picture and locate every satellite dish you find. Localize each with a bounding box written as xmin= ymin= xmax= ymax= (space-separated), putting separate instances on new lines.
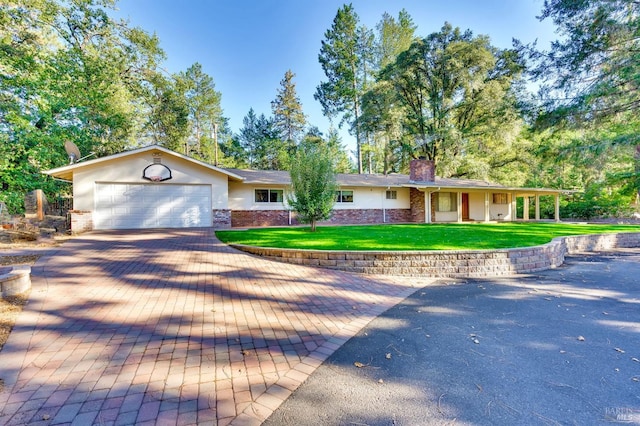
xmin=64 ymin=140 xmax=81 ymax=164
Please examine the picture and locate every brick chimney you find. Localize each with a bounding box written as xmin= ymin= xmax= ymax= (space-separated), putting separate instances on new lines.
xmin=409 ymin=158 xmax=435 ymax=182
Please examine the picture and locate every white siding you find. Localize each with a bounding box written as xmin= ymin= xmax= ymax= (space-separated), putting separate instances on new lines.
xmin=228 ymin=183 xmax=289 ymax=210
xmin=228 ymin=184 xmax=411 ymax=211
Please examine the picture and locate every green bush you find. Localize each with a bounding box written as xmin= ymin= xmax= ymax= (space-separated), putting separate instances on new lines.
xmin=561 ymin=184 xmax=636 ymax=220
xmin=0 ymin=191 xmax=25 ymax=215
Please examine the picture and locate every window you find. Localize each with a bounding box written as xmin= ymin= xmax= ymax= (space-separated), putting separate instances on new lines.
xmin=386 ymin=190 xmax=397 ymax=200
xmin=255 ymin=189 xmax=283 ymax=203
xmin=492 ymin=193 xmax=508 ymax=204
xmin=436 ymin=192 xmax=457 ymax=212
xmin=335 ymin=190 xmax=354 ymax=203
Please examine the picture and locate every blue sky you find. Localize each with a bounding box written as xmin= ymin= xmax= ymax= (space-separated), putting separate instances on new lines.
xmin=112 ymin=0 xmax=556 ymax=153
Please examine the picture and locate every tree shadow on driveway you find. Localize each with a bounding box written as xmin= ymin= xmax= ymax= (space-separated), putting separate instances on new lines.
xmin=0 ymin=229 xmax=419 ymax=425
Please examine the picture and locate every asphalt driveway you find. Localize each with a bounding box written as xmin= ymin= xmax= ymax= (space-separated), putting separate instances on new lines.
xmin=265 ymin=249 xmax=640 ymax=425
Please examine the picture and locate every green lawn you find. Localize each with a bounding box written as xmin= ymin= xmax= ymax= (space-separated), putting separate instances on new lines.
xmin=215 ymin=222 xmax=640 ymax=251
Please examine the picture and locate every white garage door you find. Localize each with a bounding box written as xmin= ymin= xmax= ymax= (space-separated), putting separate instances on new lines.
xmin=94 ymin=183 xmax=212 ymax=230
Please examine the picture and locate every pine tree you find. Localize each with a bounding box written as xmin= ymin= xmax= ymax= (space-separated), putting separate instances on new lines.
xmin=271 ymin=70 xmax=306 ymax=144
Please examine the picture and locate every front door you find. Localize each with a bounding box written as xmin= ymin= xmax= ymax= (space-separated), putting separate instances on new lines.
xmin=462 ymin=193 xmax=470 ymax=221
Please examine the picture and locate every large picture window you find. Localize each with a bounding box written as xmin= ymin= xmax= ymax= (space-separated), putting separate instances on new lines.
xmin=255 ymin=189 xmax=283 ymax=203
xmin=335 ymin=190 xmax=354 ymax=203
xmin=436 ymin=192 xmax=457 ymax=212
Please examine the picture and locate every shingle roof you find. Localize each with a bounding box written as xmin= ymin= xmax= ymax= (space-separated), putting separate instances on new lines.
xmin=226 ymin=168 xmax=504 ymax=188
xmin=225 ymin=168 xmax=410 ymax=187
xmin=223 ymin=168 xmax=563 ymax=194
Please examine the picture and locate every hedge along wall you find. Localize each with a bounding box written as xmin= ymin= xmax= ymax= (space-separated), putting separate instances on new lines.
xmin=231 ymin=232 xmax=640 ymax=278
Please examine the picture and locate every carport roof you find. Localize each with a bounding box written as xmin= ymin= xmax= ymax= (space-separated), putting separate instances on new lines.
xmin=42 ymin=145 xmax=245 ymax=181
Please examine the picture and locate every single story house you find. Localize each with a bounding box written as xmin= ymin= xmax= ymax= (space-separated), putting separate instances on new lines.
xmin=43 ymin=145 xmax=564 ymax=232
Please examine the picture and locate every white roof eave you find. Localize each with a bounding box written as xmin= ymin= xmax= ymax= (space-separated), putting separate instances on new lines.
xmin=42 ymin=145 xmax=245 ymax=181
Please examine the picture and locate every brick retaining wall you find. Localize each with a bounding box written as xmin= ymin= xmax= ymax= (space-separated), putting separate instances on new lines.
xmin=231 ymin=232 xmax=640 ymax=278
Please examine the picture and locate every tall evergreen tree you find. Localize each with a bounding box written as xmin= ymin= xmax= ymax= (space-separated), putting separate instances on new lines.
xmin=359 ymin=9 xmax=417 ymax=174
xmin=315 ymin=4 xmax=373 ymax=174
xmin=176 ymin=62 xmax=225 ymax=162
xmin=271 ymin=70 xmax=306 ymax=145
xmin=531 ymin=0 xmax=640 ymax=200
xmin=376 ymin=9 xmax=417 ymax=69
xmin=141 ymin=72 xmax=189 ymax=151
xmin=237 ymin=108 xmax=289 ymax=170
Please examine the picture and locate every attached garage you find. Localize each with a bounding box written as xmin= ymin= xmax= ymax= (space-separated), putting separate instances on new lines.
xmin=94 ymin=183 xmax=212 ymax=230
xmin=43 ymin=145 xmax=243 ymax=232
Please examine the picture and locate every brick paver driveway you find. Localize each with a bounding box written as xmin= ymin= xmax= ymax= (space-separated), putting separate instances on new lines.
xmin=0 ymin=229 xmax=419 ymax=425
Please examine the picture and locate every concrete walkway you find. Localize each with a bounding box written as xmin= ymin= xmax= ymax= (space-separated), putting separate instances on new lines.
xmin=0 ymin=229 xmax=420 ymax=425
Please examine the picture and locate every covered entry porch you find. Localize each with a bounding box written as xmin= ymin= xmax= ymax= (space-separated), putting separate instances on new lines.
xmin=408 ymin=186 xmax=562 ymax=224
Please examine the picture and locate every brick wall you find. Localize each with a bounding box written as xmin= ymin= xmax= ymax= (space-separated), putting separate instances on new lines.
xmin=70 ymin=210 xmax=93 ymax=233
xmin=231 ymin=232 xmax=640 ymax=278
xmin=232 ymin=210 xmax=297 ymax=228
xmin=410 ymin=188 xmax=426 ymax=223
xmin=409 ymin=159 xmax=435 ymax=182
xmin=384 ymin=209 xmax=412 ymax=223
xmin=323 ymin=209 xmax=411 ymax=224
xmin=232 ymin=209 xmax=412 ymax=228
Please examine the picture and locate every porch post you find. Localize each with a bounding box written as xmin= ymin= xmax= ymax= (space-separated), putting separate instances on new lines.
xmin=554 ymin=194 xmax=560 ymax=222
xmin=457 ymin=192 xmax=463 ymax=223
xmin=523 ymin=197 xmax=530 ymax=221
xmin=425 ymin=191 xmax=432 ymax=224
xmin=511 ymin=193 xmax=517 ymax=221
xmin=484 ymin=192 xmax=490 ymax=222
xmin=535 ymin=195 xmax=540 ymax=220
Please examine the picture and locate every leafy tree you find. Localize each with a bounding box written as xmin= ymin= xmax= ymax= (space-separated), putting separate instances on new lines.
xmin=271 ymin=69 xmax=306 ymax=144
xmin=0 ymin=0 xmax=164 ymax=212
xmin=315 ymin=4 xmax=373 ymax=174
xmin=378 ymin=23 xmax=526 ymax=179
xmin=287 ymin=141 xmax=338 ymax=232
